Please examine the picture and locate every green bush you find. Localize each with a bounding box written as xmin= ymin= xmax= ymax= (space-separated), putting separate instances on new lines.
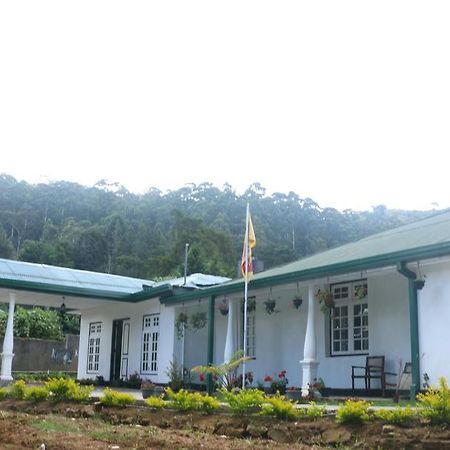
xmin=45 ymin=377 xmax=93 ymax=402
xmin=417 ymin=376 xmax=450 ymax=424
xmin=145 ymin=396 xmax=167 ymax=410
xmin=261 ymin=392 xmax=298 ymax=420
xmin=336 ymin=399 xmax=371 ymax=424
xmin=165 ymin=388 xmax=219 ymax=413
xmin=0 ymin=387 xmax=8 ymax=400
xmin=9 ymin=380 xmax=27 ymax=399
xmin=220 ymin=388 xmax=265 ymax=416
xmin=306 ymin=401 xmax=326 ymax=419
xmin=100 ymin=388 xmax=136 ymax=407
xmin=374 ymin=406 xmax=418 ymax=426
xmin=24 ymin=386 xmax=49 ymax=402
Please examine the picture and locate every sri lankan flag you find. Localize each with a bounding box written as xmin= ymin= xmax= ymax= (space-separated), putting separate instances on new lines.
xmin=241 ymin=205 xmax=256 ymax=280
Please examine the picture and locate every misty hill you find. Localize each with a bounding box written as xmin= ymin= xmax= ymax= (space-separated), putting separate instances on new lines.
xmin=0 ymin=174 xmax=435 ymax=279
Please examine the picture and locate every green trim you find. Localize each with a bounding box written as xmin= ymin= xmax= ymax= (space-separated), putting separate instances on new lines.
xmin=0 ymin=277 xmax=173 ymax=303
xmin=206 ymin=296 xmax=215 ymax=395
xmin=396 ymin=262 xmax=421 ymax=400
xmin=161 ymin=242 xmax=450 ymax=305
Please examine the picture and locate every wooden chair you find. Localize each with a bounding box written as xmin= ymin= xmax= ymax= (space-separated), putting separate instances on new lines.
xmin=351 ymin=356 xmax=396 ymax=397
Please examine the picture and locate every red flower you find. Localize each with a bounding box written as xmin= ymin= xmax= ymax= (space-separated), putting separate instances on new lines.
xmin=264 ymin=375 xmax=273 ymax=383
xmin=199 ymin=373 xmax=205 ymax=382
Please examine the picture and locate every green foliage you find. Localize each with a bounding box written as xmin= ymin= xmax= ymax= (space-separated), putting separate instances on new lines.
xmin=165 ymin=387 xmax=219 ymax=413
xmin=24 ymin=386 xmax=49 ymax=402
xmin=220 ymin=388 xmax=265 ymax=416
xmin=0 ymin=387 xmax=9 ymax=400
xmin=145 ymin=396 xmax=167 ymax=410
xmin=374 ymin=406 xmax=418 ymax=426
xmin=261 ymin=392 xmax=298 ymax=420
xmin=9 ymin=380 xmax=27 ymax=399
xmin=191 ymin=350 xmax=251 ymax=391
xmin=305 ymin=402 xmax=326 ymax=419
xmin=14 ymin=371 xmax=76 ymax=383
xmin=336 ymin=399 xmax=371 ymax=424
xmin=165 ymin=359 xmax=184 ymax=392
xmin=45 ymin=377 xmax=93 ymax=402
xmin=99 ymin=388 xmax=136 ymax=407
xmin=417 ymin=376 xmax=450 ymax=424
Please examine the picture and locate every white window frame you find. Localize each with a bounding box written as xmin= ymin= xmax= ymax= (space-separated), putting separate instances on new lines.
xmin=141 ymin=314 xmax=160 ymax=375
xmin=330 ymin=280 xmax=369 ymax=356
xmin=245 ymin=308 xmax=256 ymax=358
xmin=87 ymin=322 xmax=102 ymax=373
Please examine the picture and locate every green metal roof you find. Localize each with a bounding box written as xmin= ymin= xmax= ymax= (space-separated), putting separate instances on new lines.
xmin=161 ymin=210 xmax=450 ymax=303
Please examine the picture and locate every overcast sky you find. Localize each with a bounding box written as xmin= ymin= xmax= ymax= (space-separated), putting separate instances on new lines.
xmin=1 ymin=1 xmax=449 ymax=211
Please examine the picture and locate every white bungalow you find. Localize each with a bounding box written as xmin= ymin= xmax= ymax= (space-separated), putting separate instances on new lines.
xmin=2 ymin=211 xmax=450 ymax=398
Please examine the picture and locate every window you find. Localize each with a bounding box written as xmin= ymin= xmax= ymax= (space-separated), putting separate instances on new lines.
xmin=87 ymin=322 xmax=102 ymax=373
xmin=142 ymin=314 xmax=159 ymax=374
xmin=330 ymin=281 xmax=368 ymax=356
xmin=245 ymin=309 xmax=256 ymax=358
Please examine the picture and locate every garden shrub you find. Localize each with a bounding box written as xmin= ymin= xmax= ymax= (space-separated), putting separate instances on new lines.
xmin=417 ymin=376 xmax=450 ymax=424
xmin=261 ymin=392 xmax=298 ymax=420
xmin=0 ymin=387 xmax=8 ymax=400
xmin=165 ymin=388 xmax=220 ymax=413
xmin=145 ymin=396 xmax=167 ymax=410
xmin=374 ymin=406 xmax=418 ymax=426
xmin=196 ymin=393 xmax=220 ymax=414
xmin=336 ymin=399 xmax=371 ymax=424
xmin=220 ymin=388 xmax=265 ymax=416
xmin=24 ymin=386 xmax=49 ymax=402
xmin=45 ymin=377 xmax=93 ymax=402
xmin=306 ymin=401 xmax=326 ymax=419
xmin=100 ymin=388 xmax=136 ymax=407
xmin=9 ymin=380 xmax=27 ymax=399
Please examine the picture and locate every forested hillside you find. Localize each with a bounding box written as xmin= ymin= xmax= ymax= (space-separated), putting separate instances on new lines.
xmin=0 ymin=174 xmax=435 ymax=280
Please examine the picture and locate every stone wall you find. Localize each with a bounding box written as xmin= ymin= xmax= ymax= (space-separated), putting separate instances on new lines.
xmin=11 ymin=334 xmax=79 ymax=372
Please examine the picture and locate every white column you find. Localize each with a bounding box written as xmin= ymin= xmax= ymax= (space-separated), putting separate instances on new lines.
xmin=301 ymin=285 xmax=319 ymax=396
xmin=224 ymin=298 xmax=238 ymax=363
xmin=1 ymin=293 xmax=16 ymax=383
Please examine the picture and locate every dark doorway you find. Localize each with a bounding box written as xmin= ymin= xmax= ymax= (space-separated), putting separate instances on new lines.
xmin=110 ymin=319 xmax=123 ymax=382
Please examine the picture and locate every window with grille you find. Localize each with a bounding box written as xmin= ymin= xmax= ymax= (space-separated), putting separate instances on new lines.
xmin=330 ymin=281 xmax=368 ymax=356
xmin=87 ymin=322 xmax=102 ymax=373
xmin=142 ymin=314 xmax=159 ymax=374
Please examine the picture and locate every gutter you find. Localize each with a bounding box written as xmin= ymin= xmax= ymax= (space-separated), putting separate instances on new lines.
xmin=396 ymin=262 xmax=425 ymax=400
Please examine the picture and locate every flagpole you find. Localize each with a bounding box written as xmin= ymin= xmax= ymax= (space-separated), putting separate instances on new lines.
xmin=242 ymin=203 xmax=250 ymax=389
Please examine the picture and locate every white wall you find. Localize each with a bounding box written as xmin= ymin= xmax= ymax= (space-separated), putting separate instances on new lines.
xmin=418 ymin=260 xmax=450 ymax=385
xmin=77 ymin=298 xmax=175 ymax=384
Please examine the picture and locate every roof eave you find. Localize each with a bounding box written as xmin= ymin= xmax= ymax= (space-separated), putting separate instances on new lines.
xmin=160 ymin=241 xmax=450 ymax=305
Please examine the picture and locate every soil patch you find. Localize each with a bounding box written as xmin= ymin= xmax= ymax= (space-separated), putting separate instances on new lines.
xmin=1 ymin=399 xmax=450 ymax=449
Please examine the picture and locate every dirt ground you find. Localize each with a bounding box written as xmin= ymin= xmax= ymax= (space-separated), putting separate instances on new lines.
xmin=1 ymin=399 xmax=450 ymax=449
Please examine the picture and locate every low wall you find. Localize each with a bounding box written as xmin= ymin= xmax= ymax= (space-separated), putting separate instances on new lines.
xmin=10 ymin=335 xmax=79 ymax=372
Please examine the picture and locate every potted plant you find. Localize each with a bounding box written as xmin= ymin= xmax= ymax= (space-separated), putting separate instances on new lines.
xmin=140 ymin=379 xmax=156 ymax=399
xmin=242 ymin=297 xmax=256 ymax=312
xmin=264 ymin=297 xmax=276 ymax=314
xmin=175 ymin=312 xmax=188 ymax=339
xmin=265 ymin=370 xmax=288 ymax=394
xmin=354 ymin=285 xmax=367 ymax=299
xmin=218 ymin=298 xmax=228 ymax=316
xmin=286 ymin=386 xmax=302 ymax=402
xmin=190 ymin=311 xmax=207 ymax=330
xmin=315 ymin=288 xmax=334 ymax=313
xmin=292 ymin=295 xmax=303 ymax=309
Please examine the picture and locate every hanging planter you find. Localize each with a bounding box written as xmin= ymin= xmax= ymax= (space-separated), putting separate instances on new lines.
xmin=190 ymin=312 xmax=207 ymax=330
xmin=175 ymin=312 xmax=188 ymax=339
xmin=315 ymin=288 xmax=335 ymax=313
xmin=354 ymin=285 xmax=368 ymax=299
xmin=292 ymin=295 xmax=303 ymax=309
xmin=218 ymin=298 xmax=229 ymax=316
xmin=264 ymin=288 xmax=277 ymax=314
xmin=242 ymin=297 xmax=256 ymax=313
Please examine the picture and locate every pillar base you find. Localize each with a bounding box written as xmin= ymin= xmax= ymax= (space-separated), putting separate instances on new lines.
xmin=0 ymin=352 xmax=14 ymax=382
xmin=300 ymin=359 xmax=319 ymax=397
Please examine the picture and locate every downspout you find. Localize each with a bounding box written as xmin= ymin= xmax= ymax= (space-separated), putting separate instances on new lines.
xmin=206 ymin=295 xmax=216 ymax=395
xmin=396 ymin=262 xmax=425 ymax=400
